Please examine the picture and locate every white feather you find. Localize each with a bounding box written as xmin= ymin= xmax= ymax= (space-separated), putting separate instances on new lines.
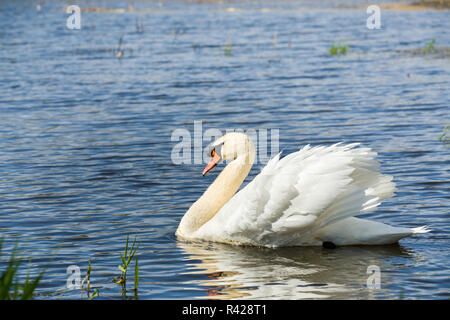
xmin=192 ymin=143 xmax=426 ymax=247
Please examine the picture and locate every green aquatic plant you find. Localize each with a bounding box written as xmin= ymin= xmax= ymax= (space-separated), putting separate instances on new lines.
xmin=398 ymin=288 xmax=405 ymax=300
xmin=0 ymin=239 xmax=44 ymax=300
xmin=113 ymin=234 xmax=139 ymax=297
xmin=224 ymin=39 xmax=233 ymax=56
xmin=81 ymin=259 xmax=99 ymax=299
xmin=423 ymin=39 xmax=436 ymax=54
xmin=330 ymin=42 xmax=349 ymax=55
xmin=134 ymin=256 xmax=139 ymax=291
xmin=439 ymin=125 xmax=450 ymax=144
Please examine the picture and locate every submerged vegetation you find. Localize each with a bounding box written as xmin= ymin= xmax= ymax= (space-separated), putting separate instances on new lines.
xmin=0 ymin=240 xmax=44 ymax=300
xmin=418 ymin=39 xmax=450 ymax=57
xmin=423 ymin=39 xmax=436 ymax=54
xmin=329 ymin=42 xmax=349 ymax=55
xmin=113 ymin=234 xmax=140 ymax=298
xmin=439 ymin=125 xmax=450 ymax=144
xmin=224 ymin=39 xmax=233 ymax=56
xmin=81 ymin=259 xmax=99 ymax=299
xmin=395 ymin=39 xmax=450 ymax=58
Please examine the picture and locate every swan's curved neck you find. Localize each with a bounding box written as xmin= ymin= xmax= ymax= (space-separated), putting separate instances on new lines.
xmin=177 ymin=154 xmax=254 ymax=237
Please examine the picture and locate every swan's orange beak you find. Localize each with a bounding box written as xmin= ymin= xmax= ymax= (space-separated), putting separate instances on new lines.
xmin=203 ymin=150 xmax=221 ymax=176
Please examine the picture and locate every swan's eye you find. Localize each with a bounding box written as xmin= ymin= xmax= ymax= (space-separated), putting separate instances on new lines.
xmin=210 ymin=149 xmax=215 ymax=157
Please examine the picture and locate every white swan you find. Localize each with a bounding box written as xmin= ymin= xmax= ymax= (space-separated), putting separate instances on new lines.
xmin=176 ymin=132 xmax=429 ymax=247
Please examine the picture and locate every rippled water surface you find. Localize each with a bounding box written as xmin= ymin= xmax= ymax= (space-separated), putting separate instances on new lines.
xmin=0 ymin=0 xmax=449 ymax=299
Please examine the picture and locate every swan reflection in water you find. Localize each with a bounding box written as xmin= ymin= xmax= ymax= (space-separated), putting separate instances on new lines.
xmin=177 ymin=240 xmax=421 ymax=299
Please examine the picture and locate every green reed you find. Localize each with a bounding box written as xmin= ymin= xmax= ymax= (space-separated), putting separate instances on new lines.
xmin=81 ymin=259 xmax=99 ymax=299
xmin=0 ymin=239 xmax=44 ymax=300
xmin=423 ymin=39 xmax=436 ymax=54
xmin=113 ymin=234 xmax=139 ymax=297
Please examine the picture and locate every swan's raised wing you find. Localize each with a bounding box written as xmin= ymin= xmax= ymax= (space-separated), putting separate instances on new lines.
xmin=196 ymin=143 xmax=396 ymax=247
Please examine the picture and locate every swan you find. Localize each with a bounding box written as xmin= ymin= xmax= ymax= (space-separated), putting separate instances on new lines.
xmin=176 ymin=132 xmax=429 ymax=247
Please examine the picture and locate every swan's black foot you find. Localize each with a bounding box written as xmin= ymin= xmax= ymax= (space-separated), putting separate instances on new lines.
xmin=322 ymin=241 xmax=336 ymax=249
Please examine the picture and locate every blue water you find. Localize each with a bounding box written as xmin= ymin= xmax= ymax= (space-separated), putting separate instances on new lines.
xmin=0 ymin=0 xmax=449 ymax=299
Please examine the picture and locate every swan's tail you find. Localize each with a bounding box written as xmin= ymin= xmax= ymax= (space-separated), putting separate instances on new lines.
xmin=411 ymin=226 xmax=431 ymax=234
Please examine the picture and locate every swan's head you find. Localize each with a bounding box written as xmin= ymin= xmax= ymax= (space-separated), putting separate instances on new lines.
xmin=203 ymin=132 xmax=255 ymax=176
